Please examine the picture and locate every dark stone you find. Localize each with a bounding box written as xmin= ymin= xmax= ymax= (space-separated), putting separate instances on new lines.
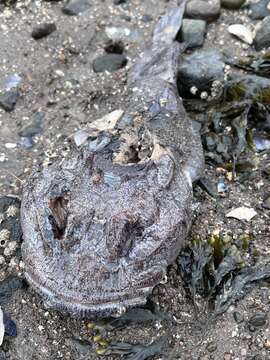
xmin=178 ymin=49 xmax=225 ymax=96
xmin=62 ymin=0 xmax=91 ymax=15
xmin=221 ymin=0 xmax=245 ymax=9
xmin=249 ymin=0 xmax=270 ymax=20
xmin=185 ymin=0 xmax=221 ymax=22
xmin=18 ymin=111 xmax=44 ymax=137
xmin=104 ymin=41 xmax=124 ymax=54
xmin=141 ymin=14 xmax=153 ymax=22
xmin=233 ymin=311 xmax=244 ymax=323
xmin=249 ymin=313 xmax=267 ymax=327
xmin=114 ymin=0 xmax=126 ymax=4
xmin=31 ymin=23 xmax=56 ymax=39
xmin=206 ymin=341 xmax=217 ymax=353
xmin=180 ymin=19 xmax=206 ymax=48
xmin=0 ymin=89 xmax=19 ymax=112
xmin=93 ymin=53 xmax=128 ymax=73
xmin=254 ymin=16 xmax=270 ymax=50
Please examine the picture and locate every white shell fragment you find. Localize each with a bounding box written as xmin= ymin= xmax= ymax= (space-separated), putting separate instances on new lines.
xmin=226 ymin=207 xmax=257 ymax=222
xmin=228 ymin=24 xmax=254 ymax=45
xmin=90 ymin=109 xmax=124 ymax=132
xmin=0 ymin=306 xmax=4 ymax=346
xmin=73 ymin=130 xmax=89 ymax=147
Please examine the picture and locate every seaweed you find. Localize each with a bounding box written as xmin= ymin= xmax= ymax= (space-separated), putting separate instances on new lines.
xmin=107 ymin=337 xmax=166 ymax=360
xmin=214 ymin=261 xmax=270 ymax=315
xmin=177 ymin=233 xmax=247 ymax=315
xmin=227 ymin=53 xmax=270 ymax=78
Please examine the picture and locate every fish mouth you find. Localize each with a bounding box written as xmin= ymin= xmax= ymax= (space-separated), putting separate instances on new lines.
xmin=24 ymin=270 xmax=157 ymax=318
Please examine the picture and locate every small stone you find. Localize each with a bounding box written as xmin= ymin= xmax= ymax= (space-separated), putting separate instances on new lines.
xmin=224 ymin=353 xmax=232 ymax=360
xmin=113 ymin=0 xmax=126 ymax=4
xmin=20 ymin=137 xmax=34 ymax=149
xmin=249 ymin=313 xmax=267 ymax=327
xmin=180 ymin=19 xmax=206 ymax=48
xmin=233 ymin=311 xmax=244 ymax=324
xmin=249 ymin=0 xmax=270 ymax=20
xmin=206 ymin=341 xmax=217 ymax=353
xmin=254 ymin=16 xmax=270 ymax=50
xmin=0 ymin=89 xmax=19 ymax=112
xmin=221 ymin=0 xmax=245 ymax=9
xmin=264 ymin=339 xmax=270 ymax=349
xmin=31 ymin=23 xmax=56 ymax=39
xmin=93 ymin=54 xmax=127 ymax=73
xmin=62 ymin=0 xmax=91 ymax=15
xmin=141 ymin=14 xmax=153 ymax=22
xmin=185 ymin=0 xmax=221 ymax=22
xmin=228 ymin=24 xmax=254 ymax=44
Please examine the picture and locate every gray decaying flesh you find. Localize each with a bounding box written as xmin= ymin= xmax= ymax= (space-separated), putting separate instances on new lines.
xmin=21 ymin=0 xmax=204 ymax=318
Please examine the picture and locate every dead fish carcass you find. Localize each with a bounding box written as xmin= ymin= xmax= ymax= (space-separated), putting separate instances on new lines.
xmin=21 ymin=1 xmax=204 ymax=317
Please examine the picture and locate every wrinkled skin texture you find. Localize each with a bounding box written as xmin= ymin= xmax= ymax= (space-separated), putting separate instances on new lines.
xmin=21 ymin=1 xmax=204 ymax=318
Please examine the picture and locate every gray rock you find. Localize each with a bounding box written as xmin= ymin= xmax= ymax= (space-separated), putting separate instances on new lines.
xmin=93 ymin=53 xmax=127 ymax=73
xmin=31 ymin=23 xmax=56 ymax=39
xmin=185 ymin=0 xmax=221 ymax=22
xmin=178 ymin=49 xmax=225 ymax=96
xmin=180 ymin=19 xmax=206 ymax=48
xmin=249 ymin=313 xmax=267 ymax=327
xmin=221 ymin=0 xmax=245 ymax=9
xmin=254 ymin=16 xmax=270 ymax=50
xmin=62 ymin=0 xmax=91 ymax=15
xmin=18 ymin=111 xmax=44 ymax=137
xmin=0 ymin=89 xmax=19 ymax=112
xmin=249 ymin=0 xmax=270 ymax=20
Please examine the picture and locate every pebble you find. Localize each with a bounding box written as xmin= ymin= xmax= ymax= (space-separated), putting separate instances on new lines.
xmin=20 ymin=136 xmax=34 ymax=149
xmin=233 ymin=311 xmax=244 ymax=323
xmin=113 ymin=0 xmax=126 ymax=4
xmin=249 ymin=313 xmax=267 ymax=327
xmin=228 ymin=24 xmax=254 ymax=44
xmin=185 ymin=0 xmax=221 ymax=22
xmin=249 ymin=0 xmax=270 ymax=20
xmin=0 ymin=89 xmax=19 ymax=112
xmin=206 ymin=341 xmax=217 ymax=353
xmin=254 ymin=16 xmax=270 ymax=50
xmin=62 ymin=0 xmax=91 ymax=15
xmin=31 ymin=23 xmax=56 ymax=39
xmin=221 ymin=0 xmax=245 ymax=9
xmin=93 ymin=53 xmax=127 ymax=73
xmin=180 ymin=19 xmax=206 ymax=48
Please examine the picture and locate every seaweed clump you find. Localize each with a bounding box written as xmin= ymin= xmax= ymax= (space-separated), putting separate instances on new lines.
xmin=177 ymin=232 xmax=270 ymax=316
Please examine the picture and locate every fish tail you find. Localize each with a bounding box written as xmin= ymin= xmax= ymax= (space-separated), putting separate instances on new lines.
xmin=152 ymin=1 xmax=186 ymax=47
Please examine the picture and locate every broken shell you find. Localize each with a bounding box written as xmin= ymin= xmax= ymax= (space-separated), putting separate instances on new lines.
xmin=226 ymin=207 xmax=257 ymax=222
xmin=228 ymin=24 xmax=254 ymax=45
